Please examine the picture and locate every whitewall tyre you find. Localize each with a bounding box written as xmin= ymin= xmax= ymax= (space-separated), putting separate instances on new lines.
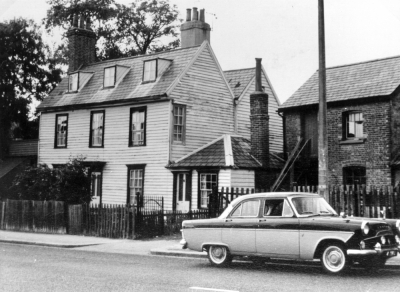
xmin=321 ymin=244 xmax=347 ymax=274
xmin=208 ymin=245 xmax=232 ymax=267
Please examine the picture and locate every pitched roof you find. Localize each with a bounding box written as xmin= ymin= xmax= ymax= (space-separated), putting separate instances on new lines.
xmin=168 ymin=134 xmax=284 ymax=169
xmin=224 ymin=68 xmax=255 ymax=99
xmin=168 ymin=135 xmax=260 ymax=169
xmin=37 ymin=45 xmax=201 ymax=110
xmin=280 ymin=55 xmax=400 ymax=109
xmin=0 ymin=157 xmax=26 ymax=179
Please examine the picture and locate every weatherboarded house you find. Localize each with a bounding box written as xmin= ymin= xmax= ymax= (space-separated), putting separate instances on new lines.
xmin=279 ymin=56 xmax=400 ymax=187
xmin=37 ymin=10 xmax=283 ymax=211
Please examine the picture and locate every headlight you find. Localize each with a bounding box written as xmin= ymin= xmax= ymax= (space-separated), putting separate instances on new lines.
xmin=381 ymin=236 xmax=386 ymax=245
xmin=359 ymin=240 xmax=366 ymax=249
xmin=375 ymin=242 xmax=382 ymax=250
xmin=396 ymin=220 xmax=400 ymax=232
xmin=361 ymin=221 xmax=370 ymax=235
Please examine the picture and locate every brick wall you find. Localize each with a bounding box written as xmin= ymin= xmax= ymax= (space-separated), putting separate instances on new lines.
xmin=250 ymin=91 xmax=269 ymax=190
xmin=284 ymin=99 xmax=392 ymax=187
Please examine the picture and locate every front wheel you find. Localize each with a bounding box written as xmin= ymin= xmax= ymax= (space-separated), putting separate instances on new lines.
xmin=321 ymin=244 xmax=347 ymax=274
xmin=207 ymin=245 xmax=232 ymax=267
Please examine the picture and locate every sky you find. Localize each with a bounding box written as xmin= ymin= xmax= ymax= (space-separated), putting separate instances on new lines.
xmin=1 ymin=0 xmax=400 ymax=104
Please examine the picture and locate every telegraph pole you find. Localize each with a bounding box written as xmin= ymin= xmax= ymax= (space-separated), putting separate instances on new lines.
xmin=318 ymin=0 xmax=328 ymax=199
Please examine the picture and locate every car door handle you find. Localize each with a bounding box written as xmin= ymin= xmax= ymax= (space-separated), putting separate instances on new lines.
xmin=258 ymin=219 xmax=266 ymax=222
xmin=225 ymin=219 xmax=232 ymax=222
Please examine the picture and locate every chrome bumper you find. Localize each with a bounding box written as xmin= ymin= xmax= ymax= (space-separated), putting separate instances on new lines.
xmin=347 ymin=247 xmax=399 ymax=256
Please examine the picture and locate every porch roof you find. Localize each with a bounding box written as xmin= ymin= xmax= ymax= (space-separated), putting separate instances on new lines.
xmin=168 ymin=135 xmax=284 ymax=170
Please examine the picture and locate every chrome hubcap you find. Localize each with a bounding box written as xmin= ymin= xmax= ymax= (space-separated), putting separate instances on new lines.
xmin=210 ymin=246 xmax=227 ymax=264
xmin=324 ymin=246 xmax=345 ymax=272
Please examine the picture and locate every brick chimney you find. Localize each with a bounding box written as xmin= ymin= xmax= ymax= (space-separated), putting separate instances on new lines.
xmin=180 ymin=8 xmax=211 ymax=48
xmin=250 ymin=58 xmax=270 ymax=190
xmin=66 ymin=14 xmax=96 ymax=72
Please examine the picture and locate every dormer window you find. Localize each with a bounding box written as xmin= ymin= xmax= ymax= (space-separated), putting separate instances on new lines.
xmin=68 ymin=71 xmax=94 ymax=92
xmin=69 ymin=73 xmax=78 ymax=92
xmin=103 ymin=65 xmax=130 ymax=88
xmin=142 ymin=58 xmax=172 ymax=83
xmin=143 ymin=60 xmax=157 ymax=82
xmin=104 ymin=67 xmax=116 ymax=87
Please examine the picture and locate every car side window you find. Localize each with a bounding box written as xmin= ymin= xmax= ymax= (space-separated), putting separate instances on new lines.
xmin=264 ymin=199 xmax=294 ymax=217
xmin=230 ymin=200 xmax=260 ymax=217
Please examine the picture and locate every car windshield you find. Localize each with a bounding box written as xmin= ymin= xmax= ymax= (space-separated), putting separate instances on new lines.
xmin=291 ymin=197 xmax=337 ymax=216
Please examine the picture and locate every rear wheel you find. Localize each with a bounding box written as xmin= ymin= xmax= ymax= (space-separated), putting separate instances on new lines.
xmin=207 ymin=245 xmax=232 ymax=267
xmin=321 ymin=244 xmax=347 ymax=274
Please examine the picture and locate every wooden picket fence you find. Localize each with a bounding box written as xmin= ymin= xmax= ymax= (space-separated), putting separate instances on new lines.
xmin=2 ymin=185 xmax=399 ymax=239
xmin=217 ymin=187 xmax=267 ymax=210
xmin=291 ymin=185 xmax=400 ymax=219
xmin=68 ymin=204 xmax=135 ymax=239
xmin=163 ymin=209 xmax=213 ymax=235
xmin=218 ymin=185 xmax=400 ymax=219
xmin=0 ymin=199 xmax=66 ymax=233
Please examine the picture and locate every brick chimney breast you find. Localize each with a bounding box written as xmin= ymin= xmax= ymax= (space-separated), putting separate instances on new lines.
xmin=180 ymin=8 xmax=211 ymax=48
xmin=250 ymin=59 xmax=270 ymax=190
xmin=67 ymin=14 xmax=96 ymax=72
xmin=250 ymin=58 xmax=269 ymax=169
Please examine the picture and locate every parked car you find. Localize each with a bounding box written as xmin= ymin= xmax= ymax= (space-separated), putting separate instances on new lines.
xmin=180 ymin=192 xmax=400 ymax=273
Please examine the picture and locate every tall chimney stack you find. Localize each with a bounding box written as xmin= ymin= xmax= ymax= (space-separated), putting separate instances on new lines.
xmin=66 ymin=14 xmax=96 ymax=72
xmin=250 ymin=58 xmax=270 ymax=190
xmin=180 ymin=8 xmax=211 ymax=48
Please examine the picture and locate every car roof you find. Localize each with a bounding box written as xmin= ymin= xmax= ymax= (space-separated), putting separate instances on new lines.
xmin=231 ymin=192 xmax=321 ymax=205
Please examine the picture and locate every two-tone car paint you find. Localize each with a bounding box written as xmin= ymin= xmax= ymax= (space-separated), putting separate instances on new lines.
xmin=181 ymin=192 xmax=400 ymax=272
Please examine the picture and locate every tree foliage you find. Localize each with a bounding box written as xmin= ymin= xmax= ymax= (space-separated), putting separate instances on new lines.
xmin=0 ymin=18 xmax=62 ymax=156
xmin=10 ymin=157 xmax=92 ymax=204
xmin=44 ymin=0 xmax=180 ymax=60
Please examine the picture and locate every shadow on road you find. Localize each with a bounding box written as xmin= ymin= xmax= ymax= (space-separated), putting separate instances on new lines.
xmin=189 ymin=259 xmax=400 ymax=278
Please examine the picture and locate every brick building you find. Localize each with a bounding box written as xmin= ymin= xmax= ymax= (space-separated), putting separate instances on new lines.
xmin=279 ymin=56 xmax=400 ymax=187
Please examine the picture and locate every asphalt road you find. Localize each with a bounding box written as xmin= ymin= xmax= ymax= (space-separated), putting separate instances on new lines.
xmin=1 ymin=243 xmax=400 ymax=292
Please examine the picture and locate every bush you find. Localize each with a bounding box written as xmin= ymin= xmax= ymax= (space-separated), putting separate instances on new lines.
xmin=10 ymin=157 xmax=91 ymax=204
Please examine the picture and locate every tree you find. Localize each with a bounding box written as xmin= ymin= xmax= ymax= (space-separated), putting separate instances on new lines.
xmin=0 ymin=18 xmax=62 ymax=158
xmin=44 ymin=0 xmax=180 ymax=61
xmin=10 ymin=157 xmax=92 ymax=204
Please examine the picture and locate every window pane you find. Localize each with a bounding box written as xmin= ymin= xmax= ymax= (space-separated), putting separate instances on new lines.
xmin=91 ymin=112 xmax=104 ymax=146
xmin=56 ymin=116 xmax=68 ymax=146
xmin=264 ymin=199 xmax=284 ymax=216
xmin=343 ymin=167 xmax=366 ymax=185
xmin=129 ymin=168 xmax=144 ymax=204
xmin=241 ymin=200 xmax=259 ymax=216
xmin=91 ymin=172 xmax=102 ymax=197
xmin=104 ymin=67 xmax=115 ymax=87
xmin=173 ymin=106 xmax=185 ymax=142
xmin=131 ymin=110 xmax=145 ymax=145
xmin=200 ymin=173 xmax=217 ymax=208
xmin=143 ymin=60 xmax=156 ymax=81
xmin=347 ymin=112 xmax=363 ymax=139
xmin=69 ymin=74 xmax=78 ymax=91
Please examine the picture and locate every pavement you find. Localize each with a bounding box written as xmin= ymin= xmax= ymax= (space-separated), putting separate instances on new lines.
xmin=1 ymin=230 xmax=400 ymax=269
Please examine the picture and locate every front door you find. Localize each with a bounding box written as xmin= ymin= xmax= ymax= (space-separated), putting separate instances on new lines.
xmin=174 ymin=172 xmax=191 ymax=212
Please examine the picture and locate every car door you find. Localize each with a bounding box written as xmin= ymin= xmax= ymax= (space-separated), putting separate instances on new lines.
xmin=221 ymin=199 xmax=260 ymax=254
xmin=256 ymin=198 xmax=300 ymax=258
